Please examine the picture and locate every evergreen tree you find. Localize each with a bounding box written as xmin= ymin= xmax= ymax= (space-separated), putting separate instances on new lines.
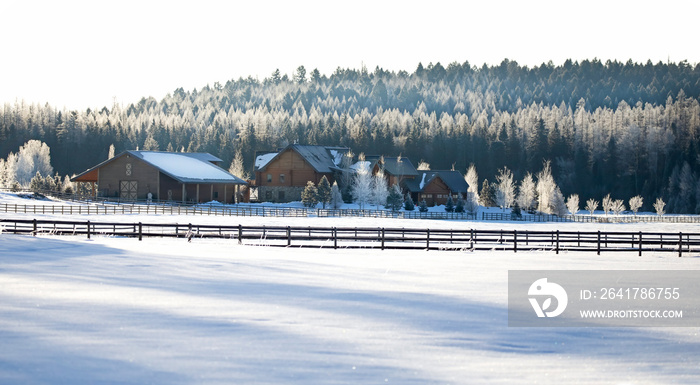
xmin=301 ymin=181 xmax=319 ymax=208
xmin=444 ymin=194 xmax=455 ymax=212
xmin=404 ymin=194 xmax=415 ymax=211
xmin=385 ymin=184 xmax=403 ymax=212
xmin=316 ymin=176 xmax=332 ymax=208
xmin=418 ymin=199 xmax=428 ymax=212
xmin=479 ymin=179 xmax=495 ymax=207
xmin=455 ymin=194 xmax=465 ymax=213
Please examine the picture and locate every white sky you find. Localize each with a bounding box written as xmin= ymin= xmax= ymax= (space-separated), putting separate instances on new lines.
xmin=1 ymin=0 xmax=698 ymax=110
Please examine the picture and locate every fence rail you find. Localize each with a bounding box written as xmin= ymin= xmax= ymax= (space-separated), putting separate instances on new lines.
xmin=2 ymin=218 xmax=698 ymax=256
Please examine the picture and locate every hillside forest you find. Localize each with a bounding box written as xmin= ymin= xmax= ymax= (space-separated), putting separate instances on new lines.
xmin=2 ymin=59 xmax=700 ymax=213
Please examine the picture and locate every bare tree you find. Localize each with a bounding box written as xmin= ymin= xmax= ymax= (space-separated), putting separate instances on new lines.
xmin=654 ymin=197 xmax=666 ymax=216
xmin=585 ymin=198 xmax=599 ymax=215
xmin=629 ymin=195 xmax=643 ymax=215
xmin=566 ymin=194 xmax=580 ymax=216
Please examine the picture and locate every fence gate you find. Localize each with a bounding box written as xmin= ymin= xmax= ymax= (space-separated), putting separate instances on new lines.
xmin=120 ymin=181 xmax=138 ymax=200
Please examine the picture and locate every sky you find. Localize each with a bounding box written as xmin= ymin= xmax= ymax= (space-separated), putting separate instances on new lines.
xmin=1 ymin=0 xmax=698 ymax=111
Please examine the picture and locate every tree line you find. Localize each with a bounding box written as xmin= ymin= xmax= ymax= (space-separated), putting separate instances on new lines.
xmin=1 ymin=59 xmax=700 ymax=212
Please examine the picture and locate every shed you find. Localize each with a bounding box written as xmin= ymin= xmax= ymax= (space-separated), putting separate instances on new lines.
xmin=403 ymin=170 xmax=469 ymax=206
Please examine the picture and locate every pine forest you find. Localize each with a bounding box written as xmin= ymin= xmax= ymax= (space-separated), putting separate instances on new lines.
xmin=2 ymin=59 xmax=700 ymax=213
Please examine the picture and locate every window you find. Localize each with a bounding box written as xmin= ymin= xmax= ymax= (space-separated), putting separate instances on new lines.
xmin=213 ymin=191 xmax=219 ymax=199
xmin=267 ymin=174 xmax=272 ymax=183
xmin=265 ymin=191 xmax=272 ymax=200
xmin=278 ymin=191 xmax=285 ymax=201
xmin=279 ymin=174 xmax=285 ymax=183
xmin=125 ymin=163 xmax=132 ymax=176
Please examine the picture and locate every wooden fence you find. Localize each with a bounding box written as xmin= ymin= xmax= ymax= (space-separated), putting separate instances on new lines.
xmin=2 ymin=218 xmax=698 ymax=256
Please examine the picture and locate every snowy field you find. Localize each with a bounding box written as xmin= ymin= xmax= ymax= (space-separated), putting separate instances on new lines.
xmin=2 ymin=193 xmax=700 ymax=384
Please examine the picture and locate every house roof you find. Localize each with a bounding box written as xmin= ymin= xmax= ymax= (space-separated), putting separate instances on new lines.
xmin=255 ymin=144 xmax=349 ymax=173
xmin=72 ymin=151 xmax=247 ymax=185
xmin=365 ymin=156 xmax=419 ymax=176
xmin=403 ymin=170 xmax=468 ymax=193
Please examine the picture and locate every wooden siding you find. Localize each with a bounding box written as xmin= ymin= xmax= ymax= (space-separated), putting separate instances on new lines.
xmin=97 ymin=153 xmax=159 ymax=200
xmin=256 ymin=148 xmax=333 ymax=189
xmin=412 ymin=177 xmax=453 ymax=206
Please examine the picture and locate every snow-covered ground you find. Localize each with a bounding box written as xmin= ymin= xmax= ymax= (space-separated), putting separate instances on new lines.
xmin=1 ymin=192 xmax=700 ymax=384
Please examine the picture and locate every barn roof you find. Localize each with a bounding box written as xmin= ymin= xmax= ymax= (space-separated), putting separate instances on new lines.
xmin=255 ymin=144 xmax=349 ymax=173
xmin=403 ymin=170 xmax=468 ymax=193
xmin=72 ymin=151 xmax=247 ymax=185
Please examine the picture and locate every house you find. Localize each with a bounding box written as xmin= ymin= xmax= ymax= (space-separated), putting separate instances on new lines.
xmin=365 ymin=156 xmax=419 ymax=187
xmin=254 ymin=144 xmax=349 ymax=202
xmin=403 ymin=170 xmax=469 ymax=206
xmin=71 ymin=150 xmax=248 ymax=203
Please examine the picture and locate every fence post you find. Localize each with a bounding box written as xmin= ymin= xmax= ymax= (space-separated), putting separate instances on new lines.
xmin=238 ymin=224 xmax=242 ymax=245
xmin=556 ymin=230 xmax=560 ymax=254
xmin=138 ymin=222 xmax=142 ymax=241
xmin=86 ymin=220 xmax=91 ymax=239
xmin=597 ymin=231 xmax=601 ymax=255
xmin=679 ymin=232 xmax=683 ymax=257
xmin=513 ymin=230 xmax=517 ymax=253
xmin=333 ymin=227 xmax=337 ymax=249
xmin=426 ymin=229 xmax=430 ymax=250
xmin=381 ymin=228 xmax=385 ymax=250
xmin=32 ymin=219 xmax=37 ymax=236
xmin=287 ymin=226 xmax=291 ymax=246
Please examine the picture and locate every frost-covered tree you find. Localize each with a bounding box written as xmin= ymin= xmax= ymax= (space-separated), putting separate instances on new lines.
xmin=29 ymin=171 xmax=44 ymax=193
xmin=566 ymin=194 xmax=579 ymax=216
xmin=585 ymin=198 xmax=599 ymax=215
xmin=228 ymin=148 xmax=248 ymax=180
xmin=654 ymin=197 xmax=666 ymax=216
xmin=495 ymin=166 xmax=515 ymax=210
xmin=417 ymin=160 xmax=430 ymax=170
xmin=611 ymin=199 xmax=626 ymax=216
xmin=14 ymin=140 xmax=54 ymax=186
xmin=371 ymin=169 xmax=389 ymax=209
xmin=301 ymin=181 xmax=318 ymax=208
xmin=330 ymin=181 xmax=343 ymax=209
xmin=629 ymin=195 xmax=643 ymax=215
xmin=464 ymin=164 xmax=479 ymax=209
xmin=352 ymin=154 xmax=372 ymax=209
xmin=602 ymin=194 xmax=613 ymax=215
xmin=385 ymin=184 xmax=403 ymax=212
xmin=517 ymin=172 xmax=536 ymax=212
xmin=552 ymin=187 xmax=568 ymax=216
xmin=316 ymin=176 xmax=332 ymax=209
xmin=536 ymin=161 xmax=558 ymax=214
xmin=108 ymin=144 xmax=115 ymax=159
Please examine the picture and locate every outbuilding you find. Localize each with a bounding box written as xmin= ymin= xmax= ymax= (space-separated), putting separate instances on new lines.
xmin=71 ymin=150 xmax=248 ymax=203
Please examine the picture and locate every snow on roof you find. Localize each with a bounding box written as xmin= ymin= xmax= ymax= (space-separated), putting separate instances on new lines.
xmin=255 ymin=152 xmax=277 ymax=170
xmin=350 ymin=161 xmax=371 ymax=172
xmin=136 ymin=151 xmax=246 ymax=184
xmin=419 ymin=173 xmax=427 ymax=190
xmin=329 ymin=150 xmax=343 ymax=167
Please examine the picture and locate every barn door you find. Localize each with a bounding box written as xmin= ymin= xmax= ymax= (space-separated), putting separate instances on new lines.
xmin=120 ymin=181 xmax=138 ymax=200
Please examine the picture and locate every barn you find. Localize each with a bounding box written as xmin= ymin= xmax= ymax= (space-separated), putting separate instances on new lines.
xmin=71 ymin=151 xmax=248 ymax=203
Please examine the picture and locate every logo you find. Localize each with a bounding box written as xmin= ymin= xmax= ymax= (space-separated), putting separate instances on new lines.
xmin=528 ymin=278 xmax=568 ymax=318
